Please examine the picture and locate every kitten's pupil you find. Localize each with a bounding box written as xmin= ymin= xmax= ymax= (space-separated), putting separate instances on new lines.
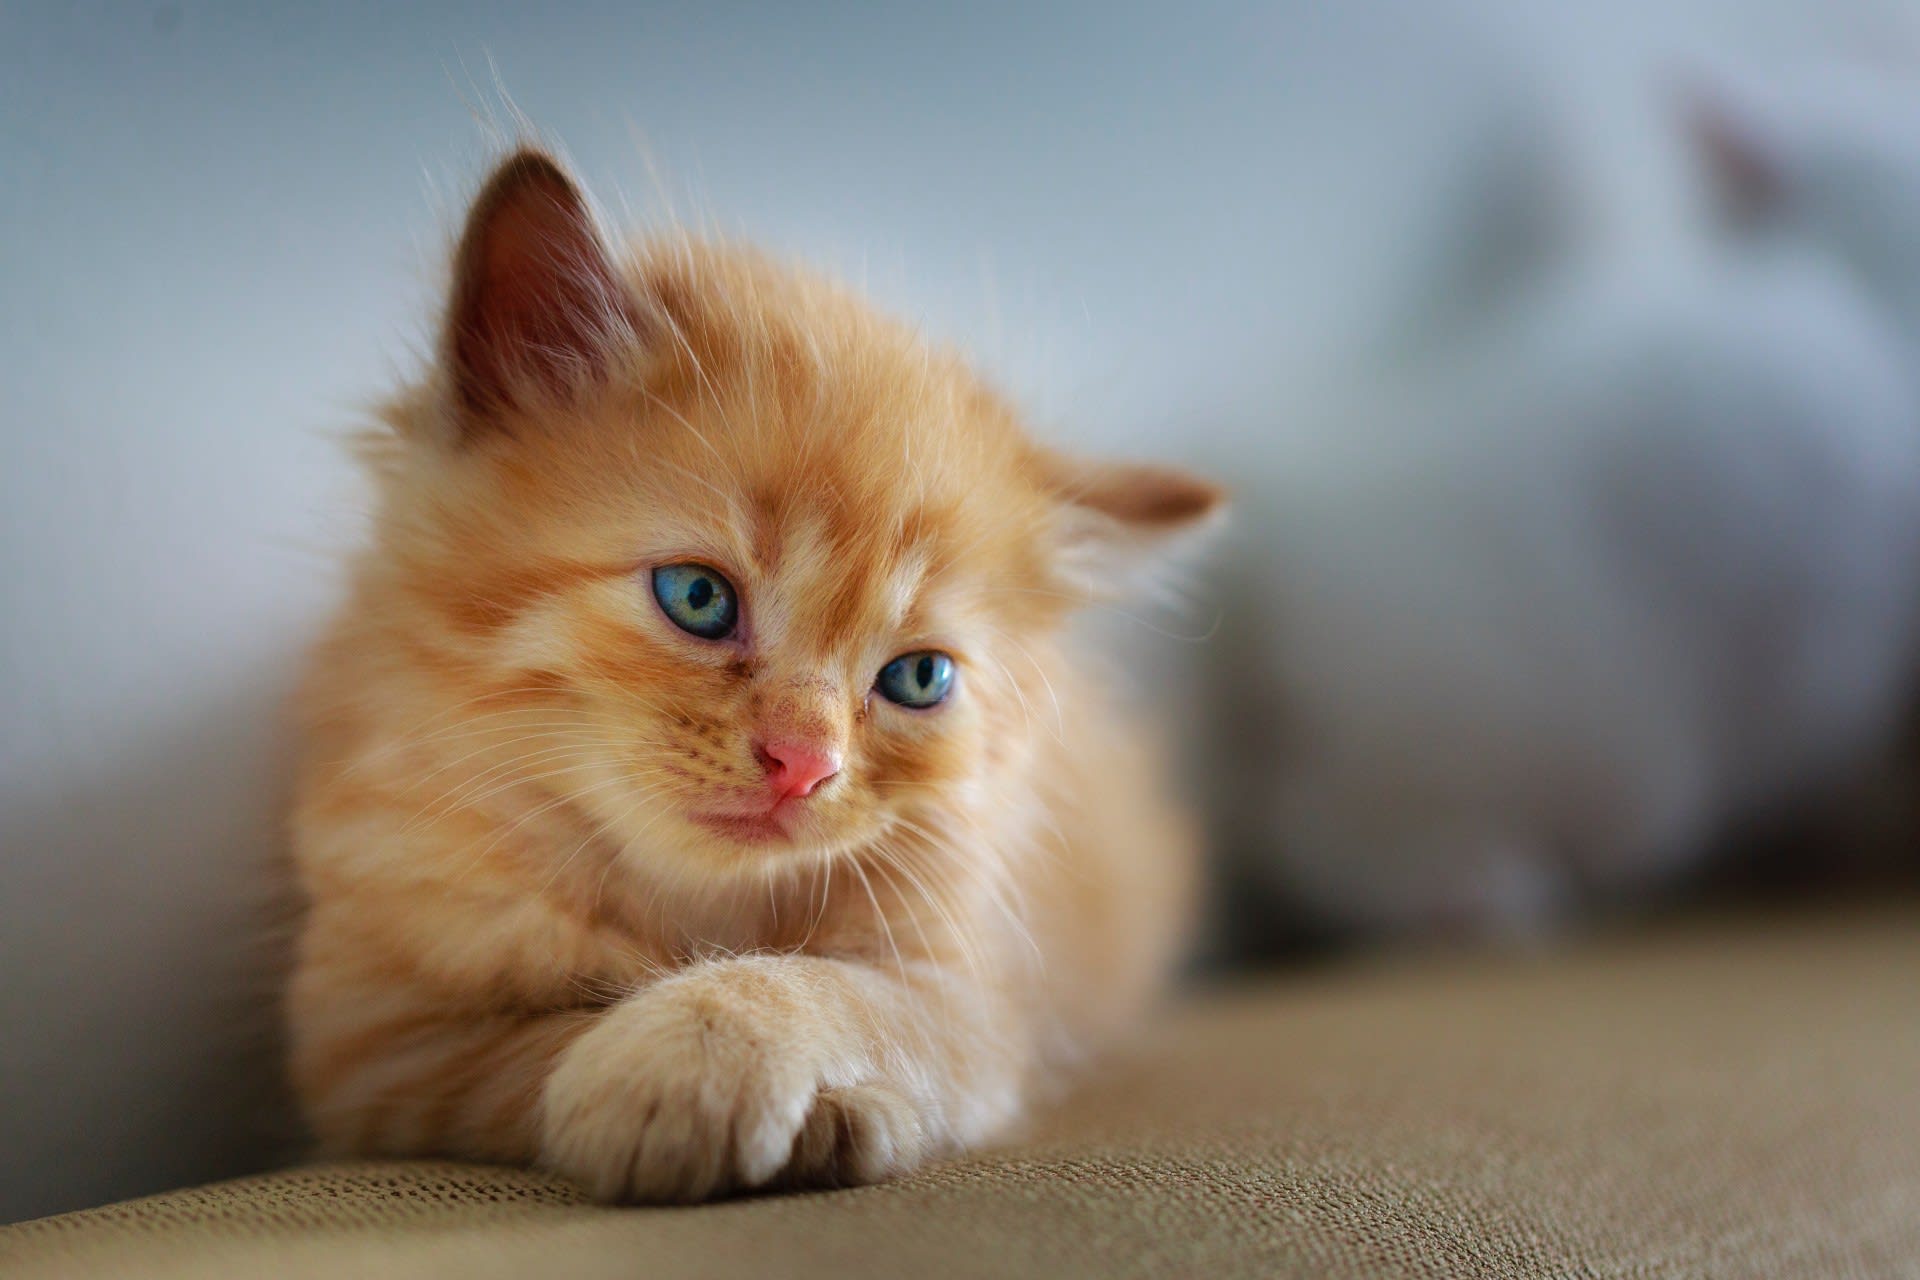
xmin=916 ymin=654 xmax=934 ymax=688
xmin=686 ymin=577 xmax=713 ymax=611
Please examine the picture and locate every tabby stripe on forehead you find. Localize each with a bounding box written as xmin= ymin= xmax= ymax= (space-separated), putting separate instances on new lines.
xmin=820 ymin=542 xmax=895 ymax=642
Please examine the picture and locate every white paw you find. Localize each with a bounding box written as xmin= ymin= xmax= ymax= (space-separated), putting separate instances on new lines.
xmin=537 ymin=963 xmax=933 ymax=1202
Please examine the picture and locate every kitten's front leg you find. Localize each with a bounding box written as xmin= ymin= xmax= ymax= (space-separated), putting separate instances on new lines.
xmin=537 ymin=953 xmax=1022 ymax=1202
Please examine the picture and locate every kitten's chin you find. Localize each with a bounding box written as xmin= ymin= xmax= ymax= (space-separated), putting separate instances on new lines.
xmin=586 ymin=786 xmax=875 ymax=872
xmin=676 ymin=801 xmax=873 ymax=865
xmin=688 ymin=810 xmax=791 ymax=844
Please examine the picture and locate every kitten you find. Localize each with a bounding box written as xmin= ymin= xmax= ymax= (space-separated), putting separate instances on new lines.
xmin=284 ymin=149 xmax=1221 ymax=1202
xmin=1218 ymin=62 xmax=1920 ymax=939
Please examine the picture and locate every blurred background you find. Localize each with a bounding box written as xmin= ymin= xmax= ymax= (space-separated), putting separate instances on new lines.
xmin=5 ymin=0 xmax=1919 ymax=1224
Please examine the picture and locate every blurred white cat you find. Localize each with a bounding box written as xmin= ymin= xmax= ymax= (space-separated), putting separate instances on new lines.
xmin=1219 ymin=62 xmax=1920 ymax=938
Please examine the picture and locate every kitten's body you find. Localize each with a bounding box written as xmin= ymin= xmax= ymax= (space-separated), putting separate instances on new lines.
xmin=288 ymin=156 xmax=1217 ymax=1200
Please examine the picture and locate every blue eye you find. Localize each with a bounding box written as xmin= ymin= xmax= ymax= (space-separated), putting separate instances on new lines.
xmin=876 ymin=650 xmax=955 ymax=708
xmin=651 ymin=563 xmax=738 ymax=640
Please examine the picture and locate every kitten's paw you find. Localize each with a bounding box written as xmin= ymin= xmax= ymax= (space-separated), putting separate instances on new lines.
xmin=537 ymin=961 xmax=933 ymax=1202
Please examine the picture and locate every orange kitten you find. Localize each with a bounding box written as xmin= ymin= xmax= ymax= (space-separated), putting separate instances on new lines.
xmin=286 ymin=149 xmax=1223 ymax=1202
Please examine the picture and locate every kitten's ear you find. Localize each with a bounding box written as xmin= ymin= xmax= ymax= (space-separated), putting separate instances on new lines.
xmin=1039 ymin=450 xmax=1227 ymax=599
xmin=442 ymin=148 xmax=640 ymax=429
xmin=1678 ymin=77 xmax=1790 ymax=223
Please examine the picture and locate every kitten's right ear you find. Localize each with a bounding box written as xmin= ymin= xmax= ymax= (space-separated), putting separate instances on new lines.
xmin=442 ymin=148 xmax=640 ymax=431
xmin=1037 ymin=450 xmax=1227 ymax=601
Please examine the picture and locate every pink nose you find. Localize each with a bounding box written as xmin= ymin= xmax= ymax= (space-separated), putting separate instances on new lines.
xmin=755 ymin=739 xmax=842 ymax=801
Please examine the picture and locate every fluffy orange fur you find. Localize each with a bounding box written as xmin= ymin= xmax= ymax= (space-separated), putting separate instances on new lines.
xmin=287 ymin=149 xmax=1223 ymax=1202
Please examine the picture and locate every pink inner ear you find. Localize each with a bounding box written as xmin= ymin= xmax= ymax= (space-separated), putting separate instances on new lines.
xmin=447 ymin=153 xmax=635 ymax=420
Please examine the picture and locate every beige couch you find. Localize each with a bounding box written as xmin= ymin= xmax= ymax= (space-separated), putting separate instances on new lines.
xmin=7 ymin=907 xmax=1916 ymax=1278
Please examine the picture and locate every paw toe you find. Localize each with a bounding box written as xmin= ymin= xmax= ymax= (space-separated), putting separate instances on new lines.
xmin=786 ymin=1083 xmax=929 ymax=1188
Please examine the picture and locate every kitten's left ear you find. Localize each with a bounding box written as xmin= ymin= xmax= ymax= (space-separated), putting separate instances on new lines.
xmin=442 ymin=148 xmax=642 ymax=431
xmin=1039 ymin=450 xmax=1227 ymax=599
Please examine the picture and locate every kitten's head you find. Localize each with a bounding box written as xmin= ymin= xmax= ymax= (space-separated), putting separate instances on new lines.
xmin=369 ymin=150 xmax=1221 ymax=877
xmin=1683 ymin=62 xmax=1920 ymax=328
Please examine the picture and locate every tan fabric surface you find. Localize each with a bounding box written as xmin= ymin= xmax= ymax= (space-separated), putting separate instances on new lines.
xmin=7 ymin=907 xmax=1919 ymax=1279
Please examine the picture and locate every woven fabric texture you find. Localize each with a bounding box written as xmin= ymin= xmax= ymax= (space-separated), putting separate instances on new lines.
xmin=7 ymin=908 xmax=1918 ymax=1279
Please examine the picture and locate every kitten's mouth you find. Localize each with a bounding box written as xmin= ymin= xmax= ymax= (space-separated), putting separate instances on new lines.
xmin=689 ymin=807 xmax=795 ymax=844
